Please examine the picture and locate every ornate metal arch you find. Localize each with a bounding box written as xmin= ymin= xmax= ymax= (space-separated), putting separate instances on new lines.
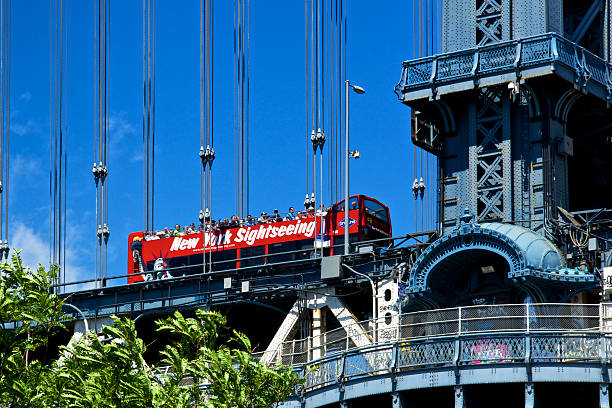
xmin=554 ymin=89 xmax=583 ymax=122
xmin=405 ymin=221 xmax=595 ymax=296
xmin=406 ymin=223 xmax=525 ymax=295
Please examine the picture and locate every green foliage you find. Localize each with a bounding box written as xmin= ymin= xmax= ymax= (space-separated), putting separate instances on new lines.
xmin=0 ymin=251 xmax=67 ymax=407
xmin=0 ymin=252 xmax=303 ymax=408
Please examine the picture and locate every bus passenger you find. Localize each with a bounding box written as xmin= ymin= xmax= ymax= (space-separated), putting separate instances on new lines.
xmin=258 ymin=212 xmax=267 ymax=224
xmin=246 ymin=215 xmax=256 ymax=226
xmin=286 ymin=207 xmax=296 ymax=220
xmin=273 ymin=209 xmax=282 ymax=222
xmin=173 ymin=224 xmax=185 ymax=237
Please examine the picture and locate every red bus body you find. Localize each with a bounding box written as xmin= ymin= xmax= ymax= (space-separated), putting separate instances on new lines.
xmin=127 ymin=195 xmax=391 ymax=283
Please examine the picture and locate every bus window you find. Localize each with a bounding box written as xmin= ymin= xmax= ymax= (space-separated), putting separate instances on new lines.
xmin=363 ymin=199 xmax=389 ymax=223
xmin=211 ymin=249 xmax=237 ymax=272
xmin=295 ymin=239 xmax=315 ymax=260
xmin=241 ymin=245 xmax=265 ymax=268
xmin=268 ymin=242 xmax=296 ymax=263
xmin=333 ymin=199 xmax=359 ymax=212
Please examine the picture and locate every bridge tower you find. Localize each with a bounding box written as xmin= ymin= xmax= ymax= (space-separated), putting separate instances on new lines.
xmin=402 ymin=0 xmax=612 ymax=234
xmin=396 ymin=0 xmax=612 ymax=307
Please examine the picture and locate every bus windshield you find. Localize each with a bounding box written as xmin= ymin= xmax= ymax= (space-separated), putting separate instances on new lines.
xmin=333 ymin=198 xmax=359 ymax=212
xmin=363 ymin=199 xmax=388 ymax=223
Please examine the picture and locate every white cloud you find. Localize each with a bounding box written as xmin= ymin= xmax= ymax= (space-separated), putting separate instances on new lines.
xmin=108 ymin=112 xmax=136 ymax=149
xmin=9 ymin=221 xmax=95 ymax=291
xmin=19 ymin=91 xmax=31 ymax=102
xmin=130 ymin=151 xmax=143 ymax=162
xmin=11 ymin=154 xmax=44 ymax=181
xmin=10 ymin=119 xmax=38 ymax=136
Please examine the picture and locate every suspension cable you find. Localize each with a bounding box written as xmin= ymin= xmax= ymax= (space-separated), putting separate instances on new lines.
xmin=4 ymin=0 xmax=9 ymax=260
xmin=48 ymin=0 xmax=65 ymax=287
xmin=0 ymin=0 xmax=5 ymax=252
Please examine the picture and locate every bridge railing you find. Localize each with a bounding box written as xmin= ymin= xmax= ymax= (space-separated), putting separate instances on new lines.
xmin=269 ymin=303 xmax=608 ymax=366
xmin=301 ymin=330 xmax=611 ymax=390
xmin=394 ymin=32 xmax=612 ymax=98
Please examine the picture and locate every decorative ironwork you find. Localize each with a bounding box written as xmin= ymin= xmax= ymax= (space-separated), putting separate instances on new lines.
xmin=460 ymin=336 xmax=525 ymax=363
xmin=301 ymin=330 xmax=612 ymax=391
xmin=303 ymin=358 xmax=342 ymax=389
xmin=270 ymin=303 xmax=604 ymax=367
xmin=344 ymin=348 xmax=393 ymax=377
xmin=477 ymin=88 xmax=505 ymax=221
xmin=397 ymin=339 xmax=455 ymax=368
xmin=479 ymin=44 xmax=515 ymax=72
xmin=394 ymin=33 xmax=612 ymax=103
xmin=531 ymin=335 xmax=600 ymax=361
xmin=476 ymin=0 xmax=502 ymax=45
xmin=406 ymin=224 xmax=526 ymax=294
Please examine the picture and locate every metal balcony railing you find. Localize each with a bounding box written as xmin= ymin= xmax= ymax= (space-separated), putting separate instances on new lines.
xmin=267 ymin=303 xmax=612 ymax=368
xmin=282 ymin=303 xmax=612 ymax=391
xmin=394 ymin=33 xmax=612 ymax=101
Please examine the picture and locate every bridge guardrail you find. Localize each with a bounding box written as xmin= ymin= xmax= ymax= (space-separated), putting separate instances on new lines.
xmin=300 ymin=331 xmax=612 ymax=390
xmin=269 ymin=303 xmax=608 ymax=367
xmin=394 ymin=33 xmax=612 ymax=99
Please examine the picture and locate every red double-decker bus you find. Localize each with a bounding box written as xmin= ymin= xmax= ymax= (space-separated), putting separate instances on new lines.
xmin=127 ymin=194 xmax=391 ymax=283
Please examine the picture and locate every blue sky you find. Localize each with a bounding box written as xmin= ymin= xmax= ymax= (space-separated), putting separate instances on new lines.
xmin=9 ymin=1 xmax=436 ymax=287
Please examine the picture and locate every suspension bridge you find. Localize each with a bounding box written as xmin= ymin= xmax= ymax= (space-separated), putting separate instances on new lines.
xmin=4 ymin=0 xmax=612 ymax=407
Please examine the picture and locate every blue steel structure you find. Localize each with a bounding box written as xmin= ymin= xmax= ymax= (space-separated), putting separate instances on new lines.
xmin=59 ymin=1 xmax=612 ymax=407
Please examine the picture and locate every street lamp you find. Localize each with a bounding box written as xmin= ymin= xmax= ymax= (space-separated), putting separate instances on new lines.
xmin=345 ymin=80 xmax=365 ymax=256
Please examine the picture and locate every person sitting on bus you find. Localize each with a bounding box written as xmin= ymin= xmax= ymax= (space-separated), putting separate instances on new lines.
xmin=246 ymin=215 xmax=256 ymax=226
xmin=286 ymin=207 xmax=296 ymax=220
xmin=351 ymin=201 xmax=358 ymax=210
xmin=316 ymin=204 xmax=327 ymax=216
xmin=272 ymin=209 xmax=282 ymax=222
xmin=258 ymin=212 xmax=267 ymax=224
xmin=182 ymin=226 xmax=189 ymax=235
xmin=230 ymin=215 xmax=240 ymax=228
xmin=173 ymin=224 xmax=185 ymax=236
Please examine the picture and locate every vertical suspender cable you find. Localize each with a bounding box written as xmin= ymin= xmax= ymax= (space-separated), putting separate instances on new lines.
xmin=233 ymin=0 xmax=237 ymax=216
xmin=4 ymin=0 xmax=10 ymax=261
xmin=146 ymin=0 xmax=151 ymax=232
xmin=207 ymin=0 xmax=211 ymax=273
xmin=151 ymin=0 xmax=155 ymax=233
xmin=58 ymin=0 xmax=64 ymax=281
xmin=237 ymin=0 xmax=244 ymax=216
xmin=53 ymin=0 xmax=58 ymax=265
xmin=60 ymin=0 xmax=66 ymax=280
xmin=245 ymin=0 xmax=249 ymax=215
xmin=93 ymin=0 xmax=98 ymax=285
xmin=0 ymin=0 xmax=5 ymax=251
xmin=310 ymin=0 xmax=315 ymax=206
xmin=305 ymin=0 xmax=309 ymax=205
xmin=142 ymin=0 xmax=146 ymax=235
xmin=106 ymin=0 xmax=110 ymax=281
xmin=210 ymin=0 xmax=215 ymax=272
xmin=200 ymin=0 xmax=205 ymax=275
xmin=242 ymin=0 xmax=246 ymax=217
xmin=97 ymin=0 xmax=101 ymax=282
xmin=49 ymin=0 xmax=53 ymax=267
xmin=99 ymin=0 xmax=105 ymax=286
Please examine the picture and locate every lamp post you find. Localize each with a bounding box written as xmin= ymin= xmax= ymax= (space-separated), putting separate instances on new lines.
xmin=345 ymin=80 xmax=365 ymax=256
